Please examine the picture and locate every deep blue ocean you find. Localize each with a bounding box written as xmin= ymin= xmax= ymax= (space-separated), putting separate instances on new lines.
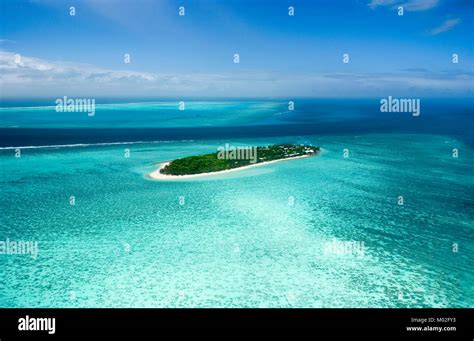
xmin=0 ymin=98 xmax=472 ymax=146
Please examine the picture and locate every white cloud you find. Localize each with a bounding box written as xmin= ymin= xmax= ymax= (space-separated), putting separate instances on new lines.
xmin=369 ymin=0 xmax=438 ymax=11
xmin=401 ymin=0 xmax=438 ymax=11
xmin=429 ymin=18 xmax=461 ymax=35
xmin=0 ymin=51 xmax=472 ymax=98
xmin=368 ymin=0 xmax=398 ymax=10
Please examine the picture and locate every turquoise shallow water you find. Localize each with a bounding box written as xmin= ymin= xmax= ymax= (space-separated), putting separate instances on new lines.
xmin=1 ymin=133 xmax=472 ymax=307
xmin=0 ymin=101 xmax=285 ymax=128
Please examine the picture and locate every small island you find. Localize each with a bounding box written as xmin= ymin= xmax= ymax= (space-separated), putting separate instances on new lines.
xmin=148 ymin=144 xmax=320 ymax=180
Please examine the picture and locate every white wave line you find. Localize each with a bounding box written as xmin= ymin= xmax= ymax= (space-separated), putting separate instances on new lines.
xmin=0 ymin=140 xmax=195 ymax=150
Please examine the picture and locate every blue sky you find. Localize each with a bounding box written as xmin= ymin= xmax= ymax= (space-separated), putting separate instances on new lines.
xmin=0 ymin=0 xmax=473 ymax=98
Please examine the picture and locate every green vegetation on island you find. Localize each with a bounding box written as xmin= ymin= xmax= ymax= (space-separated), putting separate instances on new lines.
xmin=160 ymin=144 xmax=320 ymax=176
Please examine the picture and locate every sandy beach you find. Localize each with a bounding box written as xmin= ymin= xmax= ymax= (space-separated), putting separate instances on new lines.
xmin=148 ymin=154 xmax=313 ymax=180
